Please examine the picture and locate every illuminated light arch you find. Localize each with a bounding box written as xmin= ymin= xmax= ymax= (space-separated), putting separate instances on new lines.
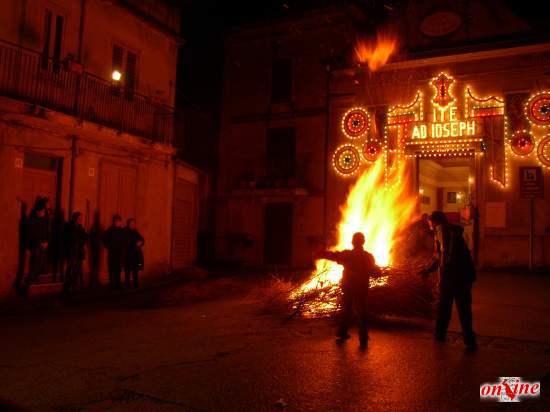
xmin=333 ymin=72 xmax=520 ymax=189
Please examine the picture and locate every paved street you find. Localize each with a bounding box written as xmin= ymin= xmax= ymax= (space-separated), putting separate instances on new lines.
xmin=0 ymin=273 xmax=549 ymax=411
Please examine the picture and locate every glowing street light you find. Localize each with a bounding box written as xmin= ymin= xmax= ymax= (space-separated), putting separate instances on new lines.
xmin=112 ymin=70 xmax=122 ymax=82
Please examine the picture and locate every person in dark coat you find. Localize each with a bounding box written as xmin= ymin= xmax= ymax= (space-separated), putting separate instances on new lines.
xmin=123 ymin=218 xmax=144 ymax=288
xmin=63 ymin=212 xmax=88 ymax=292
xmin=425 ymin=211 xmax=477 ymax=349
xmin=315 ymin=232 xmax=382 ymax=347
xmin=27 ymin=204 xmax=50 ymax=283
xmin=102 ymin=214 xmax=125 ymax=289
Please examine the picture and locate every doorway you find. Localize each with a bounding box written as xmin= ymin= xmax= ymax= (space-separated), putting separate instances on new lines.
xmin=263 ymin=202 xmax=293 ymax=265
xmin=418 ymin=156 xmax=476 ymax=252
xmin=172 ymin=178 xmax=198 ymax=269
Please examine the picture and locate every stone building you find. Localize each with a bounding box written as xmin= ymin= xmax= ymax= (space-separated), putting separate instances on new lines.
xmin=0 ymin=0 xmax=199 ymax=297
xmin=217 ymin=1 xmax=550 ymax=269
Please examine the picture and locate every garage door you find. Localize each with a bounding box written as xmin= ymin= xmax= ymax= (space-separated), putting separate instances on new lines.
xmin=172 ymin=178 xmax=197 ymax=269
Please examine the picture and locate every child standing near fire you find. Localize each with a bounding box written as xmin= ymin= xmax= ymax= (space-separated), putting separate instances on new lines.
xmin=315 ymin=232 xmax=382 ymax=347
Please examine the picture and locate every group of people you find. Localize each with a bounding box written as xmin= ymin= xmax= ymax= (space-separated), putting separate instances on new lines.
xmin=317 ymin=210 xmax=477 ymax=350
xmin=102 ymin=214 xmax=145 ymax=289
xmin=21 ymin=196 xmax=145 ymax=294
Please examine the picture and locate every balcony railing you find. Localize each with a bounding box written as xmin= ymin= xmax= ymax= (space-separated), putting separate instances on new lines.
xmin=0 ymin=39 xmax=173 ymax=145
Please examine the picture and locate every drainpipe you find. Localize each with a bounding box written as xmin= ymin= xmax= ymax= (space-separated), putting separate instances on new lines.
xmin=68 ymin=135 xmax=77 ymax=215
xmin=322 ymin=64 xmax=331 ymax=241
xmin=169 ymin=157 xmax=177 ymax=273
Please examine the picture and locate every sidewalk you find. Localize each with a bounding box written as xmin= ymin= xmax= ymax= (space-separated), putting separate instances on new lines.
xmin=448 ymin=271 xmax=550 ymax=343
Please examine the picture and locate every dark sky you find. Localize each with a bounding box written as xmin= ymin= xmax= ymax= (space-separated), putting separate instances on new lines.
xmin=175 ymin=0 xmax=342 ymax=111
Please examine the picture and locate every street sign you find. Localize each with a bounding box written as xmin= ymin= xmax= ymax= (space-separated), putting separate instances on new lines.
xmin=519 ymin=167 xmax=544 ymax=199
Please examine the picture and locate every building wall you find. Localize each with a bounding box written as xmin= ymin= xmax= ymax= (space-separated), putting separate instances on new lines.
xmin=0 ymin=95 xmax=187 ymax=297
xmin=0 ymin=0 xmax=179 ymax=106
xmin=216 ymin=7 xmax=358 ymax=267
xmin=329 ymin=48 xmax=550 ymax=269
xmin=0 ymin=0 xmax=199 ymax=298
xmin=218 ymin=2 xmax=550 ymax=270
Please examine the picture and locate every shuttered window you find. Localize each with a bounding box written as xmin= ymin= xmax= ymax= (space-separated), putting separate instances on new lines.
xmin=125 ymin=51 xmax=137 ymax=99
xmin=41 ymin=9 xmax=64 ymax=71
xmin=271 ymin=58 xmax=292 ymax=103
xmin=112 ymin=45 xmax=124 ymax=71
xmin=41 ymin=10 xmax=52 ymax=69
xmin=112 ymin=45 xmax=138 ymax=99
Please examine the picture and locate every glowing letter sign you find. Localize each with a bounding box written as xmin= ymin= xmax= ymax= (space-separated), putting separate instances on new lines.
xmin=409 ymin=73 xmax=476 ymax=140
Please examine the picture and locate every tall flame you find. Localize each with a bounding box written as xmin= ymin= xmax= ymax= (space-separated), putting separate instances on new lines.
xmin=354 ymin=30 xmax=398 ymax=72
xmin=296 ymin=160 xmax=418 ymax=314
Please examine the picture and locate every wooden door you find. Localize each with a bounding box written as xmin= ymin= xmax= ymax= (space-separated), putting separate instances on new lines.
xmin=99 ymin=162 xmax=137 ymax=227
xmin=172 ymin=179 xmax=197 ymax=269
xmin=263 ymin=203 xmax=293 ymax=265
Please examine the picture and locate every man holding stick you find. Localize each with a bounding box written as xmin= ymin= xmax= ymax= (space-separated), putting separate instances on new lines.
xmin=424 ymin=211 xmax=477 ymax=350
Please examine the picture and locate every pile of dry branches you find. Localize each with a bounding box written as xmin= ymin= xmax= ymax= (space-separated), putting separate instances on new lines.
xmin=263 ymin=259 xmax=436 ymax=320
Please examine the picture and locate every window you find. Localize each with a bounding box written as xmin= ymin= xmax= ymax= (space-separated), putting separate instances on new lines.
xmin=112 ymin=44 xmax=138 ymax=99
xmin=271 ymin=58 xmax=292 ymax=104
xmin=266 ymin=127 xmax=295 ymax=179
xmin=41 ymin=9 xmax=64 ymax=71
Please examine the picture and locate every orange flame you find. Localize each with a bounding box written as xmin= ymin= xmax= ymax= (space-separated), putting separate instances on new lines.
xmin=295 ymin=160 xmax=418 ymax=315
xmin=354 ymin=30 xmax=398 ymax=71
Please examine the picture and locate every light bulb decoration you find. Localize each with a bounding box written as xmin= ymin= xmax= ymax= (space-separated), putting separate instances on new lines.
xmin=464 ymin=87 xmax=504 ymax=119
xmin=510 ymin=130 xmax=535 ymax=156
xmin=341 ymin=107 xmax=370 ymax=139
xmin=332 ymin=72 xmax=521 ymax=188
xmin=332 ymin=144 xmax=362 ymax=176
xmin=537 ymin=136 xmax=550 ymax=168
xmin=431 ymin=73 xmax=455 ymax=108
xmin=362 ymin=140 xmax=382 ymax=163
xmin=525 ymin=91 xmax=550 ymax=128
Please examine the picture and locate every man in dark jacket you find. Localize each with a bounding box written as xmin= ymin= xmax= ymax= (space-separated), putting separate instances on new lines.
xmin=427 ymin=211 xmax=477 ymax=349
xmin=124 ymin=218 xmax=144 ymax=288
xmin=102 ymin=214 xmax=125 ymax=288
xmin=27 ymin=205 xmax=50 ymax=283
xmin=315 ymin=232 xmax=382 ymax=347
xmin=63 ymin=212 xmax=88 ymax=292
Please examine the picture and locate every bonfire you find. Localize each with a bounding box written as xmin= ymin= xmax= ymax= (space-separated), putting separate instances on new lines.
xmin=275 ymin=160 xmax=435 ymax=319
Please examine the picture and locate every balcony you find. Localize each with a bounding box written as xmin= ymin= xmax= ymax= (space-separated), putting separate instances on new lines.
xmin=0 ymin=39 xmax=173 ymax=145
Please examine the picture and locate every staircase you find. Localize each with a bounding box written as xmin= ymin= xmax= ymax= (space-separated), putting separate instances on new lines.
xmin=27 ymin=274 xmax=63 ymax=297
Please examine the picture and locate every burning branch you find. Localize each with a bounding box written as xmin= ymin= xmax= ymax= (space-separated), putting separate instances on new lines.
xmin=354 ymin=29 xmax=398 ymax=72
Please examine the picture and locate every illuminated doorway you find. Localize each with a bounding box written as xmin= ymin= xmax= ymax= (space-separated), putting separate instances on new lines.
xmin=418 ymin=156 xmax=476 ymax=252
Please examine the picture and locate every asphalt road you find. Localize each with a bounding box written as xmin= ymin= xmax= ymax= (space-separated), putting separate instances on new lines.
xmin=0 ymin=276 xmax=548 ymax=411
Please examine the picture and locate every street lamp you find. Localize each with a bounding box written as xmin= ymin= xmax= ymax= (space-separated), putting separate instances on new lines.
xmin=112 ymin=70 xmax=122 ymax=82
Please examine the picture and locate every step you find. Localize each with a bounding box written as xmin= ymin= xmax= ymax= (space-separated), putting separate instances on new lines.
xmin=28 ymin=282 xmax=63 ymax=297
